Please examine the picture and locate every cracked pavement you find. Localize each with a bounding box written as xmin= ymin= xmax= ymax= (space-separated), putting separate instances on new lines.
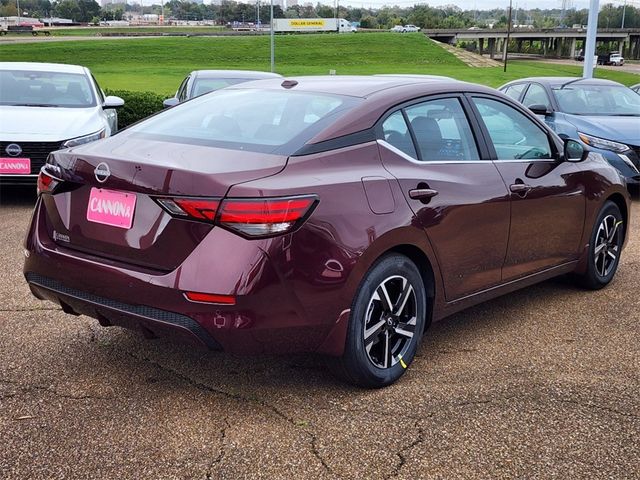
xmin=1 ymin=187 xmax=638 ymax=479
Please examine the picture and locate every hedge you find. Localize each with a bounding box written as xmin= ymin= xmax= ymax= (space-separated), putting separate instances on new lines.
xmin=104 ymin=89 xmax=166 ymax=129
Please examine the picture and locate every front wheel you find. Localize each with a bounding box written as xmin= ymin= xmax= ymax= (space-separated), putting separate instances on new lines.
xmin=576 ymin=201 xmax=624 ymax=290
xmin=330 ymin=253 xmax=428 ymax=388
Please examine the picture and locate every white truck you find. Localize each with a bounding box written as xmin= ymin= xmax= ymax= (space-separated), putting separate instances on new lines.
xmin=273 ymin=18 xmax=355 ymax=33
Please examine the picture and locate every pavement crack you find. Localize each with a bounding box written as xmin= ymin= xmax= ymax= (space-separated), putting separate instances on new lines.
xmin=125 ymin=351 xmax=335 ymax=476
xmin=387 ymin=421 xmax=424 ymax=479
xmin=557 ymin=398 xmax=639 ymax=419
xmin=206 ymin=416 xmax=231 ymax=478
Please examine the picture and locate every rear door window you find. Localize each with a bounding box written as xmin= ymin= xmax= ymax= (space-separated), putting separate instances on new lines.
xmin=405 ymin=98 xmax=480 ymax=161
xmin=522 ymin=84 xmax=552 ymax=110
xmin=502 ymin=83 xmax=527 ymax=101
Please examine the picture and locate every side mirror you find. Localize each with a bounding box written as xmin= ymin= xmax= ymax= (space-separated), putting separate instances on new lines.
xmin=528 ymin=104 xmax=551 ymax=116
xmin=564 ymin=139 xmax=588 ymax=162
xmin=103 ymin=96 xmax=124 ymax=109
xmin=163 ymin=97 xmax=179 ymax=108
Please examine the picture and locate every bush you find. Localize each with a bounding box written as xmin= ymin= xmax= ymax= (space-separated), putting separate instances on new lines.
xmin=104 ymin=89 xmax=166 ymax=129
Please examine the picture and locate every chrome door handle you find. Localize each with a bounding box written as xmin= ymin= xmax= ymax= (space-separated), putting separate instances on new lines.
xmin=509 ymin=183 xmax=531 ymax=194
xmin=408 ymin=188 xmax=439 ymax=200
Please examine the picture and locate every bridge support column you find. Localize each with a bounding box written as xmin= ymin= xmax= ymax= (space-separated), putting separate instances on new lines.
xmin=542 ymin=39 xmax=548 ymax=57
xmin=555 ymin=37 xmax=562 ymax=57
xmin=570 ymin=38 xmax=577 ymax=59
xmin=478 ymin=37 xmax=484 ymax=56
xmin=489 ymin=38 xmax=496 ymax=59
xmin=516 ymin=39 xmax=522 ymax=53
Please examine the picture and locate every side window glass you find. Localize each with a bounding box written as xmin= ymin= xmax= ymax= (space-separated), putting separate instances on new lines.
xmin=381 ymin=111 xmax=417 ymax=159
xmin=473 ymin=97 xmax=553 ymax=160
xmin=522 ymin=84 xmax=551 ymax=109
xmin=177 ymin=77 xmax=189 ymax=101
xmin=503 ymin=83 xmax=526 ymax=101
xmin=405 ymin=98 xmax=480 ymax=161
xmin=91 ymin=74 xmax=105 ymax=103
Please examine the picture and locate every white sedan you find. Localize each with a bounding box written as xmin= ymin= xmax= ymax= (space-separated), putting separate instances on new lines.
xmin=0 ymin=62 xmax=124 ymax=185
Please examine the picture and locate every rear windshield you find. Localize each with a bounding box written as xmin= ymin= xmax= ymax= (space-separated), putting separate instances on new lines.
xmin=128 ymin=88 xmax=361 ymax=154
xmin=0 ymin=70 xmax=96 ymax=108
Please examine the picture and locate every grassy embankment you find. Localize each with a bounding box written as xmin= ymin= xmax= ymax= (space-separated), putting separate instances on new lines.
xmin=1 ymin=33 xmax=638 ymax=95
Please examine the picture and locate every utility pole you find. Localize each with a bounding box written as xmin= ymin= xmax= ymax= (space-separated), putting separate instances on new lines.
xmin=270 ymin=0 xmax=274 ymax=72
xmin=503 ymin=0 xmax=513 ymax=72
xmin=621 ymin=0 xmax=627 ymax=29
xmin=582 ymin=0 xmax=599 ymax=78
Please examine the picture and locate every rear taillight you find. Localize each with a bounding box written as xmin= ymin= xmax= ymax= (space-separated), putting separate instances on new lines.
xmin=155 ymin=195 xmax=318 ymax=238
xmin=37 ymin=168 xmax=60 ymax=195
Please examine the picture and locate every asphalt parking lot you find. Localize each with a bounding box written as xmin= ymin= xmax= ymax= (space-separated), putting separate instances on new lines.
xmin=1 ymin=187 xmax=638 ymax=479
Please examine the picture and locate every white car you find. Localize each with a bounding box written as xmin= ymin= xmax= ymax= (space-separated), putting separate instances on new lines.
xmin=390 ymin=25 xmax=420 ymax=33
xmin=0 ymin=62 xmax=124 ymax=185
xmin=609 ymin=54 xmax=624 ymax=66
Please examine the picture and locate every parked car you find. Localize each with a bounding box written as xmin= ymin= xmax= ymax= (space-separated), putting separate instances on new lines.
xmin=0 ymin=62 xmax=123 ymax=185
xmin=499 ymin=77 xmax=640 ymax=188
xmin=25 ymin=76 xmax=630 ymax=387
xmin=631 ymin=83 xmax=640 ymax=94
xmin=163 ymin=70 xmax=282 ymax=107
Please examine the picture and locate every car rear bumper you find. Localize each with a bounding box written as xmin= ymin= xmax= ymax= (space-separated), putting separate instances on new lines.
xmin=23 ymin=199 xmax=338 ymax=355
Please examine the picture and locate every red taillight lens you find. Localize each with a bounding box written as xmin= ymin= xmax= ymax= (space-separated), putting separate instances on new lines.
xmin=155 ymin=195 xmax=318 ymax=238
xmin=184 ymin=291 xmax=236 ymax=305
xmin=156 ymin=197 xmax=220 ymax=221
xmin=218 ymin=196 xmax=318 ymax=238
xmin=37 ymin=169 xmax=59 ymax=195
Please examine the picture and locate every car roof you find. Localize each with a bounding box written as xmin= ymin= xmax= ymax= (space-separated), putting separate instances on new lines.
xmin=192 ymin=70 xmax=282 ymax=79
xmin=0 ymin=62 xmax=87 ymax=74
xmin=502 ymin=77 xmax=624 ymax=88
xmin=229 ymin=75 xmax=467 ymax=98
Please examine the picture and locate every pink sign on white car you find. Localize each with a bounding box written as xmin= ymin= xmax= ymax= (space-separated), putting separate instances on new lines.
xmin=0 ymin=158 xmax=30 ymax=174
xmin=86 ymin=187 xmax=137 ymax=229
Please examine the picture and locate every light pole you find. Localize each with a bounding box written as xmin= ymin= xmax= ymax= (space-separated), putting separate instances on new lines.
xmin=16 ymin=0 xmax=21 ymax=25
xmin=503 ymin=0 xmax=512 ymax=72
xmin=582 ymin=0 xmax=600 ymax=78
xmin=621 ymin=0 xmax=627 ymax=29
xmin=270 ymin=0 xmax=274 ymax=72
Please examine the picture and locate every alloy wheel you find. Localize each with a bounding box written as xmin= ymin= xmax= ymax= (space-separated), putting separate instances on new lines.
xmin=594 ymin=214 xmax=622 ymax=278
xmin=363 ymin=275 xmax=417 ymax=369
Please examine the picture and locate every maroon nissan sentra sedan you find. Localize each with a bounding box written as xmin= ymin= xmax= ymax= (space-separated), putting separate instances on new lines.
xmin=24 ymin=76 xmax=630 ymax=387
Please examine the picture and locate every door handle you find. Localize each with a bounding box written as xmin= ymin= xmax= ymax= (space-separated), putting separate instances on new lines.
xmin=409 ymin=188 xmax=439 ymax=200
xmin=509 ymin=183 xmax=532 ymax=195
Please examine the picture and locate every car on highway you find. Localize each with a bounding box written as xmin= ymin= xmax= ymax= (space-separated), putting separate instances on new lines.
xmin=0 ymin=62 xmax=124 ymax=185
xmin=389 ymin=24 xmax=420 ymax=33
xmin=163 ymin=70 xmax=282 ymax=107
xmin=597 ymin=53 xmax=624 ymax=66
xmin=499 ymin=77 xmax=640 ymax=189
xmin=25 ymin=76 xmax=630 ymax=387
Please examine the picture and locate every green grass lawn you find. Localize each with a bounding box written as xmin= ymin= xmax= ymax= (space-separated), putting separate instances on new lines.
xmin=1 ymin=33 xmax=638 ymax=95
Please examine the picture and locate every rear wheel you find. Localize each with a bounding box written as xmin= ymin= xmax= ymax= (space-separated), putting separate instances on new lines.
xmin=331 ymin=253 xmax=427 ymax=388
xmin=576 ymin=201 xmax=624 ymax=290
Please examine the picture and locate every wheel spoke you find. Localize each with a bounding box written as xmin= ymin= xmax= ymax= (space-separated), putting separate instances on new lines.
xmin=393 ymin=281 xmax=414 ymax=316
xmin=607 ymin=221 xmax=620 ymax=243
xmin=607 ymin=250 xmax=617 ymax=261
xmin=374 ymin=284 xmax=394 ymax=312
xmin=594 ymin=242 xmax=607 ymax=256
xmin=364 ymin=319 xmax=386 ymax=347
xmin=383 ymin=331 xmax=390 ymax=368
xmin=394 ymin=326 xmax=414 ymax=339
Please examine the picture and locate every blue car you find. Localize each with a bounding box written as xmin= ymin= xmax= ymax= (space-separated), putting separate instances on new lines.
xmin=499 ymin=77 xmax=640 ymax=189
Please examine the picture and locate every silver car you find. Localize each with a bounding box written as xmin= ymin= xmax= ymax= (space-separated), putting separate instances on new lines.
xmin=163 ymin=70 xmax=282 ymax=108
xmin=0 ymin=62 xmax=124 ymax=185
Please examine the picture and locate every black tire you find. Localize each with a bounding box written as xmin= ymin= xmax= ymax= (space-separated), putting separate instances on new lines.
xmin=330 ymin=253 xmax=428 ymax=388
xmin=576 ymin=201 xmax=624 ymax=290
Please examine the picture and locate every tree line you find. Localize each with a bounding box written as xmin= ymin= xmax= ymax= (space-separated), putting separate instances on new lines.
xmin=1 ymin=0 xmax=639 ymax=31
